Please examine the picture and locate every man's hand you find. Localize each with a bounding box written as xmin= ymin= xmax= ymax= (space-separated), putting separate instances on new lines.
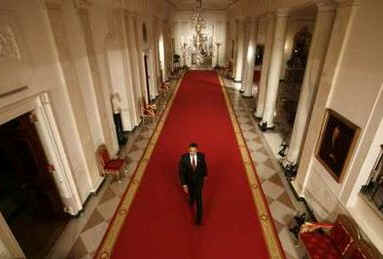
xmin=183 ymin=185 xmax=188 ymax=194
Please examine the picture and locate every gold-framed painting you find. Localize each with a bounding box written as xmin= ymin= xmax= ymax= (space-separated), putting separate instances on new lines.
xmin=315 ymin=109 xmax=360 ymax=183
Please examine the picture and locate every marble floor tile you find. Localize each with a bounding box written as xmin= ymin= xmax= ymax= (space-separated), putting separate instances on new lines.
xmin=269 ymin=200 xmax=297 ymax=226
xmin=262 ymin=181 xmax=285 ymax=200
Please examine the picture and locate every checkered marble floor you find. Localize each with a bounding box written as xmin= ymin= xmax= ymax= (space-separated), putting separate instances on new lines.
xmin=48 ymin=73 xmax=306 ymax=259
xmin=223 ymin=77 xmax=306 ymax=259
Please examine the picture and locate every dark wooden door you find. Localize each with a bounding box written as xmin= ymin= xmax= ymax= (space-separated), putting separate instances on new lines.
xmin=0 ymin=113 xmax=64 ymax=216
xmin=144 ymin=55 xmax=151 ymax=104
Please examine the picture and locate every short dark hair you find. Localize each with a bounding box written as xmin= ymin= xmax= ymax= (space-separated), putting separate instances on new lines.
xmin=189 ymin=143 xmax=198 ymax=148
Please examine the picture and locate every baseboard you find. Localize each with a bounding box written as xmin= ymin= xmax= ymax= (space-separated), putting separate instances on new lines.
xmin=71 ymin=177 xmax=107 ymax=217
xmin=286 ymin=178 xmax=317 ymax=222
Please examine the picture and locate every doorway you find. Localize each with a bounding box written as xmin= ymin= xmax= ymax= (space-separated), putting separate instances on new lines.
xmin=144 ymin=54 xmax=151 ymax=104
xmin=0 ymin=113 xmax=69 ymax=259
xmin=231 ymin=40 xmax=235 ymax=59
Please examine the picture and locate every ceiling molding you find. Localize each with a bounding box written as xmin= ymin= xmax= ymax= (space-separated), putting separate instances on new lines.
xmin=167 ymin=0 xmax=240 ymax=11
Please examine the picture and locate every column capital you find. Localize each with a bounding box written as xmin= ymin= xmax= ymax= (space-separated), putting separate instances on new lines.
xmin=124 ymin=11 xmax=136 ymax=19
xmin=275 ymin=8 xmax=290 ymax=17
xmin=236 ymin=16 xmax=246 ymax=22
xmin=315 ymin=0 xmax=337 ymax=12
xmin=259 ymin=12 xmax=274 ymax=22
xmin=248 ymin=16 xmax=259 ymax=24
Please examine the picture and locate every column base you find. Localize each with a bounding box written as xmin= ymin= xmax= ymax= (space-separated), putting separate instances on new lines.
xmin=278 ymin=142 xmax=289 ymax=157
xmin=253 ymin=113 xmax=263 ymax=120
xmin=258 ymin=121 xmax=275 ymax=131
xmin=280 ymin=158 xmax=297 ymax=179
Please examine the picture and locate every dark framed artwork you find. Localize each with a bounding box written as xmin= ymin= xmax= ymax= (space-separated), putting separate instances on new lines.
xmin=315 ymin=109 xmax=360 ymax=182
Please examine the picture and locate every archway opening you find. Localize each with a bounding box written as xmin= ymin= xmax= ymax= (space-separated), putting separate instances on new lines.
xmin=0 ymin=113 xmax=69 ymax=259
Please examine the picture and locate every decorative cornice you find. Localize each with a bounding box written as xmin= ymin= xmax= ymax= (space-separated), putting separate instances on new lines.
xmin=0 ymin=86 xmax=28 ymax=99
xmin=167 ymin=0 xmax=240 ymax=12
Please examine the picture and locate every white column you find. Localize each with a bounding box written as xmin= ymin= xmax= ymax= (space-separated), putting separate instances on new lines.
xmin=260 ymin=10 xmax=289 ymax=129
xmin=117 ymin=9 xmax=140 ymax=128
xmin=126 ymin=13 xmax=144 ymax=120
xmin=243 ymin=19 xmax=259 ymax=97
xmin=224 ymin=21 xmax=231 ymax=65
xmin=283 ymin=2 xmax=336 ymax=166
xmin=234 ymin=20 xmax=245 ymax=82
xmin=150 ymin=19 xmax=159 ymax=98
xmin=240 ymin=21 xmax=250 ymax=91
xmin=255 ymin=14 xmax=275 ymax=118
xmin=231 ymin=20 xmax=238 ymax=78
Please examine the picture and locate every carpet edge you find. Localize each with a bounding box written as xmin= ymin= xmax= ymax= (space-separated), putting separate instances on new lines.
xmin=217 ymin=74 xmax=287 ymax=259
xmin=93 ymin=74 xmax=186 ymax=259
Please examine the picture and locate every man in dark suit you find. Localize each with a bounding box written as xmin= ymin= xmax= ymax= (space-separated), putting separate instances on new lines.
xmin=179 ymin=143 xmax=207 ymax=225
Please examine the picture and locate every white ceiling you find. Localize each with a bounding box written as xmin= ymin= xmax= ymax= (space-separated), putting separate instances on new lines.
xmin=166 ymin=0 xmax=236 ymax=10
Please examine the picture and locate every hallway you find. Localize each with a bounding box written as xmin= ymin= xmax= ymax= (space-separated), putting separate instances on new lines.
xmin=1 ymin=0 xmax=383 ymax=258
xmin=95 ymin=70 xmax=283 ymax=258
xmin=59 ymin=71 xmax=304 ymax=259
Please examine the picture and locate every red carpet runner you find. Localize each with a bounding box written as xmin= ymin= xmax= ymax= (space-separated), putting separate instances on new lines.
xmin=95 ymin=71 xmax=285 ymax=259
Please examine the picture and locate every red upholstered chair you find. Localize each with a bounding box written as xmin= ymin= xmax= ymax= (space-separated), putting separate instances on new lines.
xmin=159 ymin=82 xmax=170 ymax=105
xmin=160 ymin=82 xmax=170 ymax=92
xmin=141 ymin=97 xmax=156 ymax=124
xmin=299 ymin=215 xmax=360 ymax=259
xmin=96 ymin=144 xmax=126 ymax=182
xmin=344 ymin=239 xmax=381 ymax=259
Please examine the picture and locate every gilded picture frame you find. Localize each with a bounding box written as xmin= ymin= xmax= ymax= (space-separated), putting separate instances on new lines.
xmin=315 ymin=109 xmax=360 ymax=183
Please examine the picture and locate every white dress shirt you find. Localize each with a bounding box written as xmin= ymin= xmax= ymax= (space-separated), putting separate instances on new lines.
xmin=190 ymin=153 xmax=197 ymax=167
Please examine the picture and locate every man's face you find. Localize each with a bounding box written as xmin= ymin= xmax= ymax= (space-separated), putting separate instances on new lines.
xmin=189 ymin=147 xmax=198 ymax=155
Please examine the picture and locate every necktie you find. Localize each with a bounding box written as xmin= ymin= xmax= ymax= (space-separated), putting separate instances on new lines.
xmin=192 ymin=155 xmax=197 ymax=170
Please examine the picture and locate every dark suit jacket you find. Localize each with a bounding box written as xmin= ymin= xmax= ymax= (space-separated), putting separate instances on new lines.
xmin=179 ymin=152 xmax=207 ymax=186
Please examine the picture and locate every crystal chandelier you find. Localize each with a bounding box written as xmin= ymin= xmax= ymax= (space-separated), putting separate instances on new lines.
xmin=191 ymin=0 xmax=207 ymax=50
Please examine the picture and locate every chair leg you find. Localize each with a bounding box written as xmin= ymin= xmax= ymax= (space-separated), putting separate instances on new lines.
xmin=114 ymin=172 xmax=122 ymax=183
